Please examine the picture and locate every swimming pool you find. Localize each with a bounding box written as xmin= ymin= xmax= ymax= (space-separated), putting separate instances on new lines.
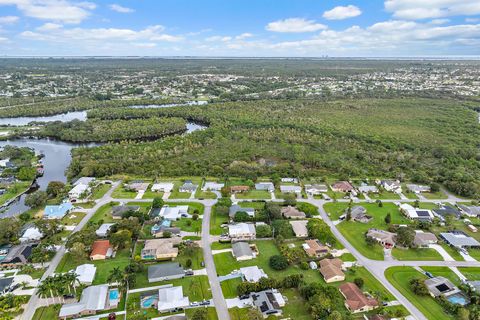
xmin=140 ymin=294 xmax=158 ymax=308
xmin=447 ymin=293 xmax=469 ymax=306
xmin=109 ymin=289 xmax=119 ymax=301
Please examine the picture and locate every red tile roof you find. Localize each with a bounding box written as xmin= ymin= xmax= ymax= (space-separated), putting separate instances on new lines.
xmin=339 ymin=282 xmax=378 ymax=312
xmin=90 ymin=240 xmax=111 ymax=257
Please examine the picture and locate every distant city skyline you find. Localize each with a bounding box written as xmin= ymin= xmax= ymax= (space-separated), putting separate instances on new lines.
xmin=0 ymin=0 xmax=479 ymax=57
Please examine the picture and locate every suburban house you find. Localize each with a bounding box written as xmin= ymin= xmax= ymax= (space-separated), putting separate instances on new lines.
xmin=179 ymin=180 xmax=198 ymax=193
xmin=366 ymin=229 xmax=396 ymax=248
xmin=73 ymin=177 xmax=95 ymax=187
xmin=425 ymin=276 xmax=468 ymax=305
xmin=111 ymin=205 xmax=140 ymax=219
xmin=202 ymin=182 xmax=224 ymax=191
xmin=229 ymin=185 xmax=249 ymax=193
xmin=339 ymin=282 xmax=379 ymax=313
xmin=399 ymin=203 xmax=434 ymax=221
xmin=281 ymin=206 xmax=306 ymax=219
xmin=305 ymin=184 xmax=328 ymax=195
xmin=19 ymin=226 xmax=43 ymax=243
xmin=440 ymin=231 xmax=480 ymax=249
xmin=331 ymin=181 xmax=354 ymax=193
xmin=458 ymin=205 xmax=480 ymax=217
xmin=413 ymin=231 xmax=438 ymax=248
xmin=158 ymin=205 xmax=189 ymax=220
xmin=290 ymin=220 xmax=309 ymax=238
xmin=95 ymin=223 xmax=115 ymax=238
xmin=229 ymin=223 xmax=256 ymax=241
xmin=377 ymin=180 xmax=402 ymax=193
xmin=157 ymin=286 xmax=190 ymax=313
xmin=302 ymin=239 xmax=330 ymax=258
xmin=68 ymin=184 xmax=90 ymax=202
xmin=358 ymin=184 xmax=378 ymax=194
xmin=148 ymin=262 xmax=185 ymax=283
xmin=0 ymin=277 xmax=13 ymax=295
xmin=74 ymin=264 xmax=96 ymax=285
xmin=255 ymin=182 xmax=274 ymax=192
xmin=43 ymin=202 xmax=73 ymax=219
xmin=319 ymin=258 xmax=345 ymax=283
xmin=232 ymin=242 xmax=256 ymax=261
xmin=141 ymin=238 xmax=182 ymax=260
xmin=406 ymin=184 xmax=431 ymax=194
xmin=90 ymin=240 xmax=113 ymax=260
xmin=58 ymin=284 xmax=118 ymax=319
xmin=240 ymin=266 xmax=268 ymax=282
xmin=151 ymin=220 xmax=181 ymax=238
xmin=281 ymin=178 xmax=298 ymax=183
xmin=279 ymin=185 xmax=302 ymax=194
xmin=433 ymin=206 xmax=462 ymax=220
xmin=125 ymin=181 xmax=150 ymax=192
xmin=229 ymin=204 xmax=255 ymax=219
xmin=151 ymin=182 xmax=174 ymax=193
xmin=251 ymin=289 xmax=285 ymax=317
xmin=343 ymin=206 xmax=372 ymax=223
xmin=1 ymin=243 xmax=35 ymax=265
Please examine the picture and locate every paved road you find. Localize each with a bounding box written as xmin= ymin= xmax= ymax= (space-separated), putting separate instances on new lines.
xmin=21 ymin=181 xmax=121 ymax=320
xmin=201 ymin=204 xmax=230 ymax=320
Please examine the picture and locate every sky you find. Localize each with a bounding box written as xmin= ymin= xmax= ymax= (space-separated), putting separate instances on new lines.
xmin=0 ymin=0 xmax=479 ymax=57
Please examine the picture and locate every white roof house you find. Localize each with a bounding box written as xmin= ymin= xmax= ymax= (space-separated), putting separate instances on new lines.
xmin=280 ymin=185 xmax=302 ymax=194
xmin=68 ymin=183 xmax=90 ymax=200
xmin=95 ymin=223 xmax=115 ymax=238
xmin=358 ymin=185 xmax=379 ymax=193
xmin=304 ymin=184 xmax=328 ymax=195
xmin=202 ymin=182 xmax=224 ymax=191
xmin=399 ymin=203 xmax=434 ymax=220
xmin=19 ymin=227 xmax=43 ymax=243
xmin=406 ymin=184 xmax=431 ymax=193
xmin=151 ymin=183 xmax=174 ymax=192
xmin=228 ymin=223 xmax=256 ymax=240
xmin=73 ymin=177 xmax=95 ymax=187
xmin=59 ymin=284 xmax=108 ymax=318
xmin=255 ymin=182 xmax=275 ymax=192
xmin=74 ymin=264 xmax=96 ymax=285
xmin=159 ymin=205 xmax=189 ymax=220
xmin=290 ymin=220 xmax=308 ymax=238
xmin=157 ymin=286 xmax=190 ymax=313
xmin=240 ymin=266 xmax=268 ymax=282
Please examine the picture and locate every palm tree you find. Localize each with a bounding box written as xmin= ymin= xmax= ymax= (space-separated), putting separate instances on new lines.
xmin=107 ymin=267 xmax=123 ymax=285
xmin=37 ymin=282 xmax=50 ymax=306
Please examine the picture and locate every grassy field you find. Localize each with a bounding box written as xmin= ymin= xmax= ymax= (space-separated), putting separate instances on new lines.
xmin=60 ymin=211 xmax=86 ymax=226
xmin=18 ymin=267 xmax=46 ymax=280
xmin=88 ymin=201 xmax=119 ymax=224
xmin=32 ymin=305 xmax=61 ymax=320
xmin=133 ymin=274 xmax=211 ymax=300
xmin=91 ymin=183 xmax=111 ymax=199
xmin=235 ymin=190 xmax=271 ymax=199
xmin=281 ymin=288 xmax=314 ymax=320
xmin=392 ymin=248 xmax=443 ymax=261
xmin=0 ymin=181 xmax=31 ymax=206
xmin=422 ymin=191 xmax=448 ymax=200
xmin=421 ymin=266 xmax=461 ymax=286
xmin=220 ymin=277 xmax=242 ymax=298
xmin=111 ymin=183 xmax=138 ymax=199
xmin=56 ymin=249 xmax=131 ymax=285
xmin=210 ymin=205 xmax=229 ymax=236
xmin=458 ymin=267 xmax=480 ymax=280
xmin=385 ymin=266 xmax=453 ymax=320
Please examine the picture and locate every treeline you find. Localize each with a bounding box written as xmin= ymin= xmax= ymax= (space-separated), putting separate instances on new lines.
xmin=36 ymin=117 xmax=187 ymax=142
xmin=0 ymin=98 xmax=174 ymax=118
xmin=69 ymin=98 xmax=480 ymax=198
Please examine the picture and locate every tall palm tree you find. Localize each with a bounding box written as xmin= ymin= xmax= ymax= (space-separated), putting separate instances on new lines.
xmin=107 ymin=267 xmax=123 ymax=285
xmin=37 ymin=282 xmax=51 ymax=306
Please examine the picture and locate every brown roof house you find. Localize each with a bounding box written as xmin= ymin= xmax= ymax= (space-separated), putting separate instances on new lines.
xmin=319 ymin=258 xmax=345 ymax=283
xmin=302 ymin=239 xmax=329 ymax=258
xmin=281 ymin=206 xmax=306 ymax=219
xmin=90 ymin=240 xmax=113 ymax=261
xmin=366 ymin=229 xmax=396 ymax=248
xmin=230 ymin=185 xmax=250 ymax=193
xmin=331 ymin=181 xmax=354 ymax=193
xmin=141 ymin=238 xmax=182 ymax=261
xmin=339 ymin=282 xmax=378 ymax=313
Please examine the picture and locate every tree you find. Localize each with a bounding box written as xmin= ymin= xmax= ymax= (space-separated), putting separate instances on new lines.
xmin=152 ymin=197 xmax=164 ymax=209
xmin=234 ymin=211 xmax=250 ymax=222
xmin=246 ymin=308 xmax=263 ymax=320
xmin=385 ymin=213 xmax=391 ymax=224
xmin=107 ymin=267 xmax=124 ymax=285
xmin=396 ymin=226 xmax=415 ymax=248
xmin=346 ymin=207 xmax=352 ymax=221
xmin=409 ymin=278 xmax=429 ymax=296
xmin=192 ymin=213 xmax=199 ymax=220
xmin=185 ymin=259 xmax=192 ymax=268
xmin=109 ymin=229 xmax=132 ymax=250
xmin=24 ymin=191 xmax=48 ymax=208
xmin=265 ymin=202 xmax=282 ymax=220
xmin=457 ymin=308 xmax=470 ymax=320
xmin=46 ymin=181 xmax=65 ymax=197
xmin=269 ymin=255 xmax=289 ymax=270
xmin=69 ymin=242 xmax=87 ymax=262
xmin=376 ymin=199 xmax=383 ymax=207
xmin=190 ymin=308 xmax=207 ymax=320
xmin=306 ymin=219 xmax=336 ymax=245
xmin=430 ymin=182 xmax=440 ymax=193
xmin=0 ymin=218 xmax=21 ymax=244
xmin=17 ymin=167 xmax=36 ymax=181
xmin=284 ymin=193 xmax=297 ymax=206
xmin=256 ymin=224 xmax=272 ymax=238
xmin=354 ymin=277 xmax=364 ymax=288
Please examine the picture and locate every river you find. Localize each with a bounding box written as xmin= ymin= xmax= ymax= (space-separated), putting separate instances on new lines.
xmin=0 ymin=101 xmax=207 ymax=218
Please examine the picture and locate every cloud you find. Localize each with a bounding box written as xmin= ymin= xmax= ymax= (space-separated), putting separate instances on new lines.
xmin=236 ymin=33 xmax=253 ymax=40
xmin=385 ymin=0 xmax=480 ymax=20
xmin=0 ymin=15 xmax=19 ymax=24
xmin=206 ymin=35 xmax=232 ymax=42
xmin=0 ymin=36 xmax=8 ymax=42
xmin=266 ymin=18 xmax=327 ymax=33
xmin=133 ymin=42 xmax=156 ymax=48
xmin=0 ymin=0 xmax=96 ymax=24
xmin=21 ymin=24 xmax=183 ymax=43
xmin=109 ymin=4 xmax=134 ymax=13
xmin=323 ymin=5 xmax=362 ymax=20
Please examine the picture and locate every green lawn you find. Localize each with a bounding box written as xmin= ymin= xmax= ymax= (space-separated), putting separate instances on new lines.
xmin=392 ymin=248 xmax=443 ymax=261
xmin=439 ymin=243 xmax=464 ymax=261
xmin=133 ymin=274 xmax=211 ymax=301
xmin=0 ymin=181 xmax=31 ymax=206
xmin=56 ymin=249 xmax=131 ymax=285
xmin=176 ymin=246 xmax=204 ymax=270
xmin=111 ymin=184 xmax=138 ymax=199
xmin=88 ymin=201 xmax=119 ymax=224
xmin=91 ymin=183 xmax=111 ymax=200
xmin=282 ymin=289 xmax=314 ymax=320
xmin=18 ymin=267 xmax=46 ymax=279
xmin=195 ymin=188 xmax=217 ymax=199
xmin=142 ymin=190 xmax=163 ymax=199
xmin=220 ymin=277 xmax=243 ymax=298
xmin=210 ymin=206 xmax=229 ymax=236
xmin=458 ymin=267 xmax=480 ymax=280
xmin=421 ymin=266 xmax=461 ymax=286
xmin=342 ymin=267 xmax=395 ymax=301
xmin=385 ymin=266 xmax=453 ymax=320
xmin=368 ymin=191 xmax=400 ymax=200
xmin=235 ymin=190 xmax=271 ymax=199
xmin=172 ymin=218 xmax=202 ymax=233
xmin=60 ymin=211 xmax=86 ymax=226
xmin=165 ymin=201 xmax=205 ymax=215
xmin=32 ymin=305 xmax=61 ymax=320
xmin=422 ymin=191 xmax=448 ymax=200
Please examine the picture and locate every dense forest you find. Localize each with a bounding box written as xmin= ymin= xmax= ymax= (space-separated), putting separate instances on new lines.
xmin=36 ymin=117 xmax=187 ymax=142
xmin=69 ymin=97 xmax=480 ymax=197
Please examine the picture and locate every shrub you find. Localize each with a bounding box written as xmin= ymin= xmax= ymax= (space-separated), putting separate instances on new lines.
xmin=269 ymin=255 xmax=289 ymax=270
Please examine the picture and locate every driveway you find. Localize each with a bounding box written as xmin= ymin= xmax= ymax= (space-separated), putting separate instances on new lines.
xmin=428 ymin=244 xmax=454 ymax=261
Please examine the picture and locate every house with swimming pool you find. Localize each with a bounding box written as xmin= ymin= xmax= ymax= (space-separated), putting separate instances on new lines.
xmin=425 ymin=276 xmax=469 ymax=306
xmin=58 ymin=284 xmax=119 ymax=319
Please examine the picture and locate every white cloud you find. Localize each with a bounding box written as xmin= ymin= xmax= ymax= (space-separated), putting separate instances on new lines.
xmin=385 ymin=0 xmax=480 ymax=20
xmin=236 ymin=33 xmax=253 ymax=40
xmin=36 ymin=22 xmax=62 ymax=31
xmin=206 ymin=35 xmax=232 ymax=42
xmin=109 ymin=4 xmax=134 ymax=13
xmin=0 ymin=0 xmax=96 ymax=24
xmin=0 ymin=15 xmax=19 ymax=24
xmin=323 ymin=5 xmax=362 ymax=20
xmin=266 ymin=18 xmax=327 ymax=33
xmin=133 ymin=42 xmax=156 ymax=48
xmin=0 ymin=36 xmax=8 ymax=41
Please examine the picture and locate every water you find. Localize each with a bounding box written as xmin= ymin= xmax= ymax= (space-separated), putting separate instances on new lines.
xmin=0 ymin=111 xmax=87 ymax=126
xmin=0 ymin=138 xmax=99 ymax=218
xmin=141 ymin=295 xmax=158 ymax=308
xmin=447 ymin=293 xmax=468 ymax=306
